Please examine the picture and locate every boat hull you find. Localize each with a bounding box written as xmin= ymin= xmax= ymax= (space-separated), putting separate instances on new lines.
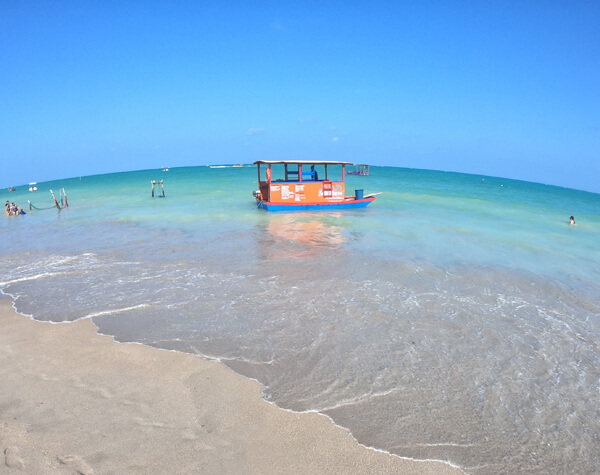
xmin=257 ymin=196 xmax=376 ymax=211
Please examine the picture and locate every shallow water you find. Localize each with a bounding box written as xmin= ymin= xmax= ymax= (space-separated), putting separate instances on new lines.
xmin=2 ymin=165 xmax=600 ymax=473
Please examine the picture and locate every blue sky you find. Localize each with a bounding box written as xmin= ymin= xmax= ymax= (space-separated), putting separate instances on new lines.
xmin=2 ymin=1 xmax=599 ymax=193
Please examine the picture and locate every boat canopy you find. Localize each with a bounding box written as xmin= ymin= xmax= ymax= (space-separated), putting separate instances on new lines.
xmin=254 ymin=160 xmax=354 ymax=166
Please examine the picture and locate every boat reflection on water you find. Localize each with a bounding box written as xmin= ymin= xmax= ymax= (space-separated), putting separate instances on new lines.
xmin=258 ymin=213 xmax=346 ymax=260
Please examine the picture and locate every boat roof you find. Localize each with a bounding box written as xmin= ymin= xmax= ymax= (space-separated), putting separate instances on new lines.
xmin=254 ymin=160 xmax=354 ymax=166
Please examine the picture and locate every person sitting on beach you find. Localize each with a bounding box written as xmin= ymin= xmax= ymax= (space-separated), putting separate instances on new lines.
xmin=570 ymin=216 xmax=576 ymax=225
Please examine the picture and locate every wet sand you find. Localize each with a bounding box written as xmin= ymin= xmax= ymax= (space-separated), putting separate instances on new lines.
xmin=0 ymin=298 xmax=463 ymax=474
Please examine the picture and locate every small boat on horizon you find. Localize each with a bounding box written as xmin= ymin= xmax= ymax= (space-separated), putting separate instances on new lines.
xmin=347 ymin=164 xmax=370 ymax=176
xmin=28 ymin=182 xmax=38 ymax=192
xmin=252 ymin=160 xmax=378 ymax=211
xmin=8 ymin=186 xmax=16 ymax=192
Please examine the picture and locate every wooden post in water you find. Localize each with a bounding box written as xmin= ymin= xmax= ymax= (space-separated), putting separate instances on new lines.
xmin=151 ymin=180 xmax=165 ymax=198
xmin=60 ymin=188 xmax=68 ymax=207
xmin=50 ymin=190 xmax=61 ymax=210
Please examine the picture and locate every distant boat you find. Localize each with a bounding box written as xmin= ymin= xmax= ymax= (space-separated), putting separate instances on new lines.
xmin=29 ymin=182 xmax=38 ymax=192
xmin=347 ymin=164 xmax=370 ymax=176
xmin=162 ymin=167 xmax=169 ymax=171
xmin=8 ymin=186 xmax=16 ymax=192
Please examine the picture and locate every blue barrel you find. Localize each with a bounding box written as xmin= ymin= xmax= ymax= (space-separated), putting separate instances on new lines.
xmin=355 ymin=189 xmax=364 ymax=200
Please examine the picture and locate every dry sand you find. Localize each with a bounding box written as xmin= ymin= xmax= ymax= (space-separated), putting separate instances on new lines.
xmin=0 ymin=297 xmax=463 ymax=474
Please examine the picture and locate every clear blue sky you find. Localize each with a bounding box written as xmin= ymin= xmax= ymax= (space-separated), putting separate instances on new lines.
xmin=2 ymin=1 xmax=599 ymax=192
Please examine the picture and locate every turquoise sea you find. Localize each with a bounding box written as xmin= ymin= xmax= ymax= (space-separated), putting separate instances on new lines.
xmin=2 ymin=165 xmax=600 ymax=474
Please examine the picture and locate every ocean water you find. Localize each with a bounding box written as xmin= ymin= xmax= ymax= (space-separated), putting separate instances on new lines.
xmin=2 ymin=165 xmax=600 ymax=474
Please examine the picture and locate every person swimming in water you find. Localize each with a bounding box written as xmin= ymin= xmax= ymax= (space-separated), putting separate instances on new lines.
xmin=569 ymin=216 xmax=576 ymax=225
xmin=5 ymin=201 xmax=25 ymax=216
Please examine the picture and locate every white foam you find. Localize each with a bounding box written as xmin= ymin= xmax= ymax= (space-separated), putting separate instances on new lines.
xmin=72 ymin=304 xmax=151 ymax=322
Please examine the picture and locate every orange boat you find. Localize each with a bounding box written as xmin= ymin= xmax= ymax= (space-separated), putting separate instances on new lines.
xmin=253 ymin=160 xmax=377 ymax=211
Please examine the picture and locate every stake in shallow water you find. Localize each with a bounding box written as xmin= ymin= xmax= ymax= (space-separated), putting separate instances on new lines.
xmin=151 ymin=180 xmax=165 ymax=198
xmin=28 ymin=188 xmax=68 ymax=211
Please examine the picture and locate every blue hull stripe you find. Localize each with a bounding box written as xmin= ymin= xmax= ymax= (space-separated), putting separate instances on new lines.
xmin=257 ymin=198 xmax=375 ymax=211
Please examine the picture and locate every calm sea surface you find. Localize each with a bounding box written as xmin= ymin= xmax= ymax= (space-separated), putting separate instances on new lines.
xmin=2 ymin=166 xmax=599 ymax=474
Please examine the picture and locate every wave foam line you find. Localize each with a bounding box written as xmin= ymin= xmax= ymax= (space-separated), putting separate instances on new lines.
xmin=300 ymin=387 xmax=402 ymax=413
xmin=73 ymin=304 xmax=151 ymax=322
xmin=0 ymin=272 xmax=70 ymax=286
xmin=258 ymin=397 xmax=467 ymax=474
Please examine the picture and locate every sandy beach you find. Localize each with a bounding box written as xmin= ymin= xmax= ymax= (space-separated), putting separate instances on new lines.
xmin=0 ymin=298 xmax=462 ymax=474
